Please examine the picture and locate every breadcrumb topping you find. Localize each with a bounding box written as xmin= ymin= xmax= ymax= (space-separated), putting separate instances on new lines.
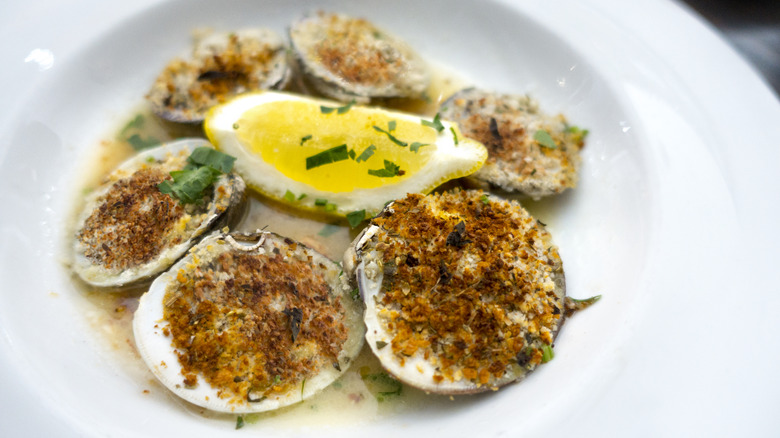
xmin=363 ymin=190 xmax=565 ymax=388
xmin=441 ymin=89 xmax=585 ymax=198
xmin=147 ymin=30 xmax=286 ymax=121
xmin=162 ymin=238 xmax=350 ymax=404
xmin=291 ymin=12 xmax=428 ymax=99
xmin=77 ymin=166 xmax=208 ymax=271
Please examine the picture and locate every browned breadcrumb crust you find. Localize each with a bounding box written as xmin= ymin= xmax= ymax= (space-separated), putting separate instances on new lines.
xmin=150 ymin=34 xmax=281 ymax=119
xmin=368 ymin=190 xmax=564 ymax=388
xmin=162 ymin=246 xmax=349 ymax=404
xmin=443 ymin=91 xmax=585 ymax=196
xmin=77 ymin=168 xmax=187 ymax=271
xmin=312 ymin=13 xmax=411 ymax=87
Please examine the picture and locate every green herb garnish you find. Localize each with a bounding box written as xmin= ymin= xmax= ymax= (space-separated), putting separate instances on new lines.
xmin=346 ymin=210 xmax=365 ymax=228
xmin=565 ymin=124 xmax=589 ymax=138
xmin=300 ymin=134 xmax=312 ymax=145
xmin=126 ymin=134 xmax=160 ymax=151
xmin=320 ymin=99 xmax=356 ymax=114
xmin=355 ymin=144 xmax=377 ymax=162
xmin=361 ymin=372 xmax=403 ymax=402
xmin=188 ymin=146 xmax=236 ymax=173
xmin=350 ymin=288 xmax=360 ymax=300
xmin=283 ymin=190 xmax=296 ymax=203
xmin=480 ymin=194 xmax=489 ymax=204
xmin=301 ymin=378 xmax=306 ymax=398
xmin=409 ymin=142 xmax=428 ymax=153
xmin=158 ymin=166 xmax=221 ymax=204
xmin=314 ymin=198 xmax=329 ymax=206
xmin=305 ymin=144 xmax=350 ymax=170
xmin=541 ymin=345 xmax=554 ymax=363
xmin=449 ymin=127 xmax=459 ymax=145
xmin=324 ymin=203 xmax=337 ymax=212
xmin=375 ymin=341 xmax=388 ymax=350
xmin=318 ymin=224 xmax=341 ymax=237
xmin=373 ymin=125 xmax=407 ymax=147
xmin=534 ymin=130 xmax=557 ymax=149
xmin=273 ymin=375 xmax=282 ymax=384
xmin=297 ymin=193 xmax=307 ymax=200
xmin=421 ymin=113 xmax=444 ymax=132
xmin=157 ymin=147 xmax=236 ymax=204
xmin=120 ymin=114 xmax=145 ymax=136
xmin=368 ymin=160 xmax=403 ymax=178
xmin=236 ymin=415 xmax=245 ymax=430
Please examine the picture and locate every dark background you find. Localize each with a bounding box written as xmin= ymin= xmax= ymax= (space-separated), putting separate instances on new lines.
xmin=681 ymin=0 xmax=780 ymax=95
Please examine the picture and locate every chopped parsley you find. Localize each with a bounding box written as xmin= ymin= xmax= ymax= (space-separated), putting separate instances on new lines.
xmin=373 ymin=124 xmax=407 ymax=147
xmin=480 ymin=194 xmax=490 ymax=204
xmin=409 ymin=141 xmax=428 ymax=153
xmin=534 ymin=129 xmax=557 ymax=149
xmin=324 ymin=203 xmax=337 ymax=212
xmin=188 ymin=146 xmax=236 ymax=173
xmin=283 ymin=190 xmax=296 ymax=203
xmin=355 ymin=144 xmax=377 ymax=162
xmin=350 ymin=288 xmax=360 ymax=300
xmin=305 ymin=144 xmax=350 ymax=170
xmin=318 ymin=224 xmax=341 ymax=237
xmin=120 ymin=114 xmax=145 ymax=136
xmin=421 ymin=113 xmax=444 ymax=132
xmin=541 ymin=344 xmax=554 ymax=363
xmin=320 ymin=99 xmax=356 ymax=114
xmin=314 ymin=198 xmax=329 ymax=206
xmin=346 ymin=209 xmax=365 ymax=228
xmin=450 ymin=126 xmax=459 ymax=145
xmin=565 ymin=124 xmax=589 ymax=138
xmin=300 ymin=134 xmax=312 ymax=145
xmin=368 ymin=160 xmax=403 ymax=178
xmin=126 ymin=134 xmax=160 ymax=151
xmin=361 ymin=371 xmax=403 ymax=402
xmin=235 ymin=415 xmax=245 ymax=430
xmin=157 ymin=147 xmax=236 ymax=204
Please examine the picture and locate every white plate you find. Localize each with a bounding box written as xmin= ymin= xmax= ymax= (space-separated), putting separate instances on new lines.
xmin=1 ymin=0 xmax=779 ymax=436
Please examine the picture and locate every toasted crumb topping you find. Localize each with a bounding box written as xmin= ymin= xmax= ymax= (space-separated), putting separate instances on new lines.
xmin=441 ymin=90 xmax=586 ymax=198
xmin=147 ymin=31 xmax=285 ymax=120
xmin=76 ymin=153 xmax=212 ymax=273
xmin=298 ymin=12 xmax=424 ymax=91
xmin=364 ymin=190 xmax=564 ymax=388
xmin=77 ymin=168 xmax=186 ymax=271
xmin=162 ymin=240 xmax=349 ymax=404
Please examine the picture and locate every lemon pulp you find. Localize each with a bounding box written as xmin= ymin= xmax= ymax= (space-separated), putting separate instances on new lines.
xmin=236 ymin=101 xmax=437 ymax=193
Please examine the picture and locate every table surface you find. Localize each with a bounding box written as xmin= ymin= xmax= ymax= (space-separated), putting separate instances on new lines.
xmin=680 ymin=0 xmax=780 ymax=95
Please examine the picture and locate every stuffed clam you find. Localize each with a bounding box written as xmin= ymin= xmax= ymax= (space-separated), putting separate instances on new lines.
xmin=71 ymin=139 xmax=246 ymax=287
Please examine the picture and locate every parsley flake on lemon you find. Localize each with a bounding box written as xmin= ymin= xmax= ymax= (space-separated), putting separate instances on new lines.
xmin=204 ymin=91 xmax=487 ymax=217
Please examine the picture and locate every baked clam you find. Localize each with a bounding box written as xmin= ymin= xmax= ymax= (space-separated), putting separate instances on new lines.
xmin=72 ymin=139 xmax=245 ymax=288
xmin=440 ymin=88 xmax=587 ymax=199
xmin=289 ymin=11 xmax=429 ymax=103
xmin=147 ymin=28 xmax=291 ymax=123
xmin=346 ymin=190 xmax=566 ymax=394
xmin=133 ymin=231 xmax=365 ymax=413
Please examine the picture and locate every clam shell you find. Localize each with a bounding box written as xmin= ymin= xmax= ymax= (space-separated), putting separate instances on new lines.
xmin=71 ymin=138 xmax=246 ymax=287
xmin=147 ymin=29 xmax=291 ymax=123
xmin=440 ymin=88 xmax=586 ymax=199
xmin=351 ymin=191 xmax=566 ymax=394
xmin=133 ymin=231 xmax=365 ymax=413
xmin=289 ymin=12 xmax=429 ymax=102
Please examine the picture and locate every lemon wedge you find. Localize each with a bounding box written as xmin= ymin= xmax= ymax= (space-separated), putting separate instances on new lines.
xmin=204 ymin=91 xmax=487 ymax=217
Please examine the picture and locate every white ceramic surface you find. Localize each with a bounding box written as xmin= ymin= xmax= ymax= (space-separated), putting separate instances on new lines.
xmin=1 ymin=0 xmax=779 ymax=436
